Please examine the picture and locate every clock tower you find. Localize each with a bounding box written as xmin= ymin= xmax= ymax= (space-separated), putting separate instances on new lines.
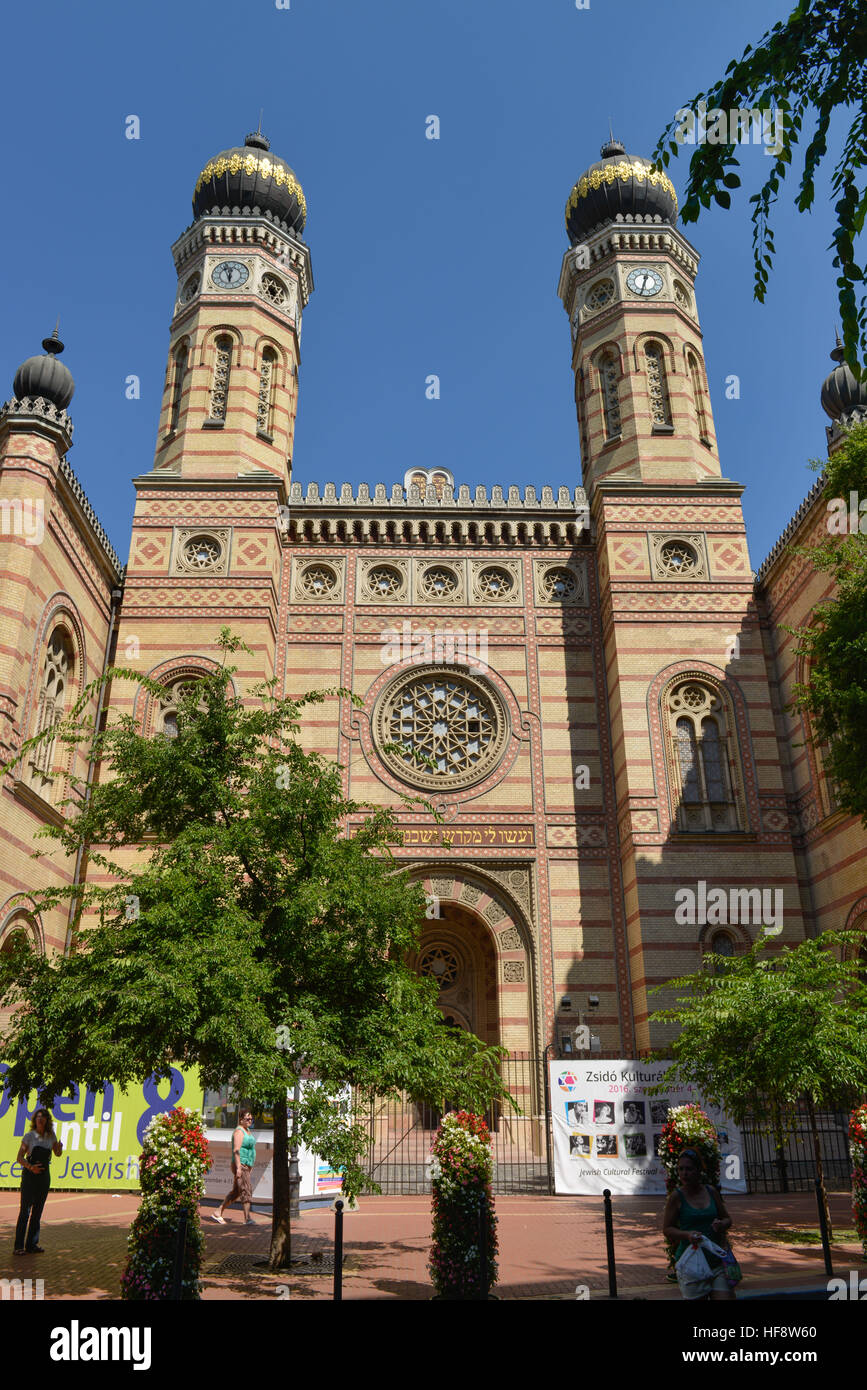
xmin=557 ymin=139 xmax=718 ymax=493
xmin=110 ymin=130 xmax=313 ymax=714
xmin=555 ymin=139 xmax=805 ymax=1050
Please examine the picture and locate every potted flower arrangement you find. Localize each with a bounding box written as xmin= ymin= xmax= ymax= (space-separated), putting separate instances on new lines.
xmin=658 ymin=1102 xmax=722 ymax=1273
xmin=428 ymin=1110 xmax=498 ymax=1300
xmin=121 ymin=1106 xmax=212 ymax=1300
xmin=849 ymin=1102 xmax=867 ymax=1259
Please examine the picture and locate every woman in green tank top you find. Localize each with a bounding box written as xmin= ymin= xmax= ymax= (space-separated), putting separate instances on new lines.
xmin=662 ymin=1148 xmax=736 ymax=1300
xmin=213 ymin=1109 xmax=257 ymax=1226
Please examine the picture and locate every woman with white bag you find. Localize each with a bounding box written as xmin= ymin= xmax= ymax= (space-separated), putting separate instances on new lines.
xmin=662 ymin=1148 xmax=736 ymax=1300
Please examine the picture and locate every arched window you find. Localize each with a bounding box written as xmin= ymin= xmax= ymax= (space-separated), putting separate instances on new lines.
xmin=256 ymin=347 xmax=277 ymax=436
xmin=155 ymin=678 xmax=202 ymax=740
xmin=666 ymin=680 xmax=743 ymax=831
xmin=644 ymin=341 xmax=672 ymax=427
xmin=209 ymin=335 xmax=233 ymax=422
xmin=30 ymin=627 xmax=74 ymax=785
xmin=708 ymin=929 xmax=736 ymax=975
xmin=169 ymin=343 xmax=188 ymax=432
xmin=599 ymin=351 xmax=621 ymax=440
xmin=687 ymin=351 xmax=709 ymax=443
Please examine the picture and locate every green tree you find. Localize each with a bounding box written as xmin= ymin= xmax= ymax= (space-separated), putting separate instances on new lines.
xmin=790 ymin=421 xmax=867 ymax=823
xmin=653 ymin=0 xmax=867 ymax=372
xmin=0 ymin=632 xmax=510 ymax=1272
xmin=649 ymin=931 xmax=867 ymax=1237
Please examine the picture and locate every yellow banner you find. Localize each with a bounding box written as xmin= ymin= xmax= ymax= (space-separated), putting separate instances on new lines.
xmin=0 ymin=1065 xmax=204 ymax=1190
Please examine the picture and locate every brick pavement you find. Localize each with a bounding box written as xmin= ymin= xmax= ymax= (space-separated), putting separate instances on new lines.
xmin=1 ymin=1189 xmax=863 ymax=1300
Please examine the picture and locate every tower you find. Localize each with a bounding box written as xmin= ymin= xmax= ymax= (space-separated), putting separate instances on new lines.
xmin=111 ymin=130 xmax=312 ymax=716
xmin=558 ymin=140 xmax=807 ymax=1049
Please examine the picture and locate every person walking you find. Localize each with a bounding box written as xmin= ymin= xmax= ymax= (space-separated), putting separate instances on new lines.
xmin=212 ymin=1108 xmax=256 ymax=1225
xmin=14 ymin=1107 xmax=63 ymax=1255
xmin=662 ymin=1147 xmax=736 ymax=1300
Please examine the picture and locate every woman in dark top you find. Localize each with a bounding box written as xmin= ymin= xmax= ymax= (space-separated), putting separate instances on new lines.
xmin=14 ymin=1107 xmax=63 ymax=1255
xmin=662 ymin=1147 xmax=735 ymax=1300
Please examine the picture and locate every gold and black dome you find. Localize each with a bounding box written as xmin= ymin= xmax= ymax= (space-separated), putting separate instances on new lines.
xmin=192 ymin=131 xmax=307 ymax=235
xmin=565 ymin=139 xmax=677 ymax=245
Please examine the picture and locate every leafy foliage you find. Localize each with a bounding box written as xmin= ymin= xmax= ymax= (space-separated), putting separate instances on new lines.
xmin=0 ymin=631 xmax=511 ymax=1266
xmin=649 ymin=931 xmax=867 ymax=1128
xmin=653 ymin=0 xmax=867 ymax=372
xmin=790 ymin=422 xmax=867 ymax=822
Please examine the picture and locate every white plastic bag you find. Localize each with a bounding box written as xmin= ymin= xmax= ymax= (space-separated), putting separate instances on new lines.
xmin=675 ymin=1240 xmax=714 ymax=1299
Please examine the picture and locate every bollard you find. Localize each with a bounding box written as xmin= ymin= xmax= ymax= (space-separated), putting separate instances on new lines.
xmin=478 ymin=1192 xmax=488 ymax=1300
xmin=333 ymin=1198 xmax=344 ymax=1301
xmin=602 ymin=1189 xmax=617 ymax=1298
xmin=814 ymin=1178 xmax=833 ymax=1278
xmin=171 ymin=1206 xmax=189 ymax=1300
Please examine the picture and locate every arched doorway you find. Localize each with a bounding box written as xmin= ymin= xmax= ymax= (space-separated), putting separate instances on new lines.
xmin=412 ymin=901 xmax=500 ymax=1046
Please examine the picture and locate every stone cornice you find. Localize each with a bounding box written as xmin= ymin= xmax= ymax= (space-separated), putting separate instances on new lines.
xmin=284 ymin=480 xmax=591 ymax=546
xmin=558 ymin=221 xmax=701 ymax=303
xmin=755 ymin=472 xmax=826 ymax=588
xmin=0 ymin=395 xmax=74 ymax=453
xmin=57 ymin=457 xmax=123 ymax=581
xmin=170 ymin=215 xmax=314 ymax=304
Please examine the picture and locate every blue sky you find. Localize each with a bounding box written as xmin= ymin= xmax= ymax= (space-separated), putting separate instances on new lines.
xmin=0 ymin=0 xmax=847 ymax=567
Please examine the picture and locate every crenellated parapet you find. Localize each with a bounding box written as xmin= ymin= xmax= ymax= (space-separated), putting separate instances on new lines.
xmin=282 ymin=480 xmax=591 ymax=547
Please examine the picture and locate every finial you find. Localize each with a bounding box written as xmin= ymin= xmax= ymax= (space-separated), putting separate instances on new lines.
xmin=244 ymin=122 xmax=270 ymax=152
xmin=600 ymin=131 xmax=626 ymax=159
xmin=831 ymin=328 xmax=845 ymax=363
xmin=42 ymin=322 xmax=64 ymax=355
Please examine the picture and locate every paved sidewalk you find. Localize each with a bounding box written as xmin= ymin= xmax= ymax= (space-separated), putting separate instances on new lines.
xmin=1 ymin=1189 xmax=863 ymax=1300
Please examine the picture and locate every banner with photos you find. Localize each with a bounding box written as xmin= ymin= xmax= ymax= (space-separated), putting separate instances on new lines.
xmin=549 ymin=1059 xmax=747 ymax=1195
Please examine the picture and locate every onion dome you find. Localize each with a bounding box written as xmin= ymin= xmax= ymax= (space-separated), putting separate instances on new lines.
xmin=565 ymin=138 xmax=678 ymax=245
xmin=820 ymin=338 xmax=867 ymax=421
xmin=13 ymin=330 xmax=74 ymax=409
xmin=192 ymin=130 xmax=307 ymax=235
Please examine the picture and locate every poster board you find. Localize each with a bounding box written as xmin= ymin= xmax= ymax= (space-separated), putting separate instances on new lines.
xmin=550 ymin=1059 xmax=747 ymax=1195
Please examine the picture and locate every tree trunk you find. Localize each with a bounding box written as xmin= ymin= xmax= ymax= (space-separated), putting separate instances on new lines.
xmin=269 ymin=1095 xmax=292 ymax=1271
xmin=804 ymin=1092 xmax=833 ymax=1243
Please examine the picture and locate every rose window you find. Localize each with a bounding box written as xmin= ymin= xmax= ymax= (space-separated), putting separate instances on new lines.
xmin=300 ymin=564 xmax=338 ymax=597
xmin=261 ymin=273 xmax=288 ymax=306
xmin=658 ymin=540 xmax=698 ymax=577
xmin=585 ymin=278 xmax=615 ymax=312
xmin=420 ymin=566 xmax=458 ymax=599
xmin=376 ymin=668 xmax=508 ymax=790
xmin=478 ymin=566 xmax=513 ymax=599
xmin=367 ymin=565 xmax=404 ymax=598
xmin=541 ymin=566 xmax=578 ymax=601
xmin=183 ymin=534 xmax=222 ymax=569
xmin=419 ymin=945 xmax=459 ymax=989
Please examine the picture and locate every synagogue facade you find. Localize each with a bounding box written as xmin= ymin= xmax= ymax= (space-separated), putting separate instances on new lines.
xmin=1 ymin=131 xmax=864 ymax=1059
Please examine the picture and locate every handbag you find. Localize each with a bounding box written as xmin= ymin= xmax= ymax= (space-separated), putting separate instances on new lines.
xmin=718 ymin=1243 xmax=744 ymax=1286
xmin=675 ymin=1241 xmax=715 ymax=1299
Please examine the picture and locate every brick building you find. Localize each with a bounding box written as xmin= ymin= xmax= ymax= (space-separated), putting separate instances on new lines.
xmin=1 ymin=132 xmax=864 ymax=1060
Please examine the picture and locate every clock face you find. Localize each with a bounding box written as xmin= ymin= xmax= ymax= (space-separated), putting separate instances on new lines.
xmin=211 ymin=260 xmax=250 ymax=289
xmin=626 ymin=267 xmax=663 ymax=297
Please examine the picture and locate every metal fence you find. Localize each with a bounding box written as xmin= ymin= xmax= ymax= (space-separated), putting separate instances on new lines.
xmin=741 ymin=1106 xmax=854 ymax=1193
xmin=360 ymin=1052 xmax=551 ymax=1195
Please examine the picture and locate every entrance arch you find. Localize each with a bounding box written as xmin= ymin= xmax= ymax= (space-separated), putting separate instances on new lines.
xmin=409 ymin=865 xmax=538 ymax=1056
